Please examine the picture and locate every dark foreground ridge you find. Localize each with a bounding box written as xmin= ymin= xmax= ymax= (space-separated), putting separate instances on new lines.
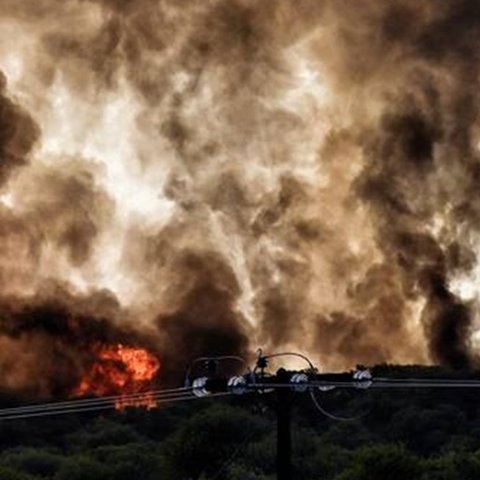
xmin=0 ymin=364 xmax=480 ymax=479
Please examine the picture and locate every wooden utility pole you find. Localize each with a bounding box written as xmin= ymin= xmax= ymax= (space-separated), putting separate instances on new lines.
xmin=275 ymin=368 xmax=292 ymax=480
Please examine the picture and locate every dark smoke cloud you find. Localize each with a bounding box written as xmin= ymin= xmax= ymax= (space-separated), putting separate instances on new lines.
xmin=0 ymin=283 xmax=157 ymax=397
xmin=1 ymin=0 xmax=480 ymax=400
xmin=155 ymin=250 xmax=251 ymax=383
xmin=315 ymin=264 xmax=416 ymax=367
xmin=324 ymin=0 xmax=480 ymax=368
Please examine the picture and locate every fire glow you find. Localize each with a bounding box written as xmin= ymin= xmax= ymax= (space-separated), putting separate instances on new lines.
xmin=75 ymin=344 xmax=160 ymax=409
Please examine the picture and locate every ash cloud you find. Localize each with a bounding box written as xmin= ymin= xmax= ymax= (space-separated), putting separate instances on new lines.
xmin=0 ymin=0 xmax=480 ymax=398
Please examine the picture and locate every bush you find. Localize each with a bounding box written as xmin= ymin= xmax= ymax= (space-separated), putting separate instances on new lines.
xmin=421 ymin=450 xmax=480 ymax=480
xmin=92 ymin=444 xmax=163 ymax=480
xmin=0 ymin=465 xmax=39 ymax=480
xmin=53 ymin=455 xmax=111 ymax=480
xmin=1 ymin=448 xmax=63 ymax=477
xmin=334 ymin=444 xmax=420 ymax=480
xmin=65 ymin=418 xmax=144 ymax=448
xmin=164 ymin=404 xmax=267 ymax=479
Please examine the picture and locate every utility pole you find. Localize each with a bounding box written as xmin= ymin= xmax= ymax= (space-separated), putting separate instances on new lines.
xmin=276 ymin=368 xmax=292 ymax=480
xmin=190 ymin=354 xmax=480 ymax=480
xmin=197 ymin=355 xmax=371 ymax=480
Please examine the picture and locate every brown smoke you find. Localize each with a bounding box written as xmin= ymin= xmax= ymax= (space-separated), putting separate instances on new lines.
xmin=0 ymin=282 xmax=155 ymax=397
xmin=0 ymin=0 xmax=479 ymax=396
xmin=327 ymin=0 xmax=480 ymax=368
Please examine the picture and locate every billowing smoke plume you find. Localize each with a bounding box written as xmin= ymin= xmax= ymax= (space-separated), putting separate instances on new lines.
xmin=0 ymin=284 xmax=147 ymax=397
xmin=0 ymin=0 xmax=479 ymax=396
xmin=325 ymin=0 xmax=480 ymax=369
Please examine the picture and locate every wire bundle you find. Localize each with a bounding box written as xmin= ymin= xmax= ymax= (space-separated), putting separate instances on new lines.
xmin=0 ymin=388 xmax=232 ymax=421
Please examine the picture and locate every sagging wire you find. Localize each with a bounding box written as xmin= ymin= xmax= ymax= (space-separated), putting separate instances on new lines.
xmin=309 ymin=389 xmax=366 ymax=422
xmin=252 ymin=349 xmax=317 ymax=397
xmin=264 ymin=351 xmax=368 ymax=421
xmin=253 ymin=350 xmax=360 ymax=421
xmin=295 ymin=352 xmax=365 ymax=421
xmin=309 ymin=364 xmax=372 ymax=421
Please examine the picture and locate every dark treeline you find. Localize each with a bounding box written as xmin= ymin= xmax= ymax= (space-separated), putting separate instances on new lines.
xmin=1 ymin=365 xmax=480 ymax=479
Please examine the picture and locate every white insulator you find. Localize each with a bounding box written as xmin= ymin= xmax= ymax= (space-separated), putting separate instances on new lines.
xmin=228 ymin=376 xmax=247 ymax=395
xmin=192 ymin=376 xmax=209 ymax=397
xmin=353 ymin=369 xmax=372 ymax=389
xmin=317 ymin=385 xmax=336 ymax=392
xmin=290 ymin=373 xmax=309 ymax=392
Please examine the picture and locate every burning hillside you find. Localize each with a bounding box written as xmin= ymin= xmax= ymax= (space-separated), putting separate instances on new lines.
xmin=0 ymin=1 xmax=479 ymax=398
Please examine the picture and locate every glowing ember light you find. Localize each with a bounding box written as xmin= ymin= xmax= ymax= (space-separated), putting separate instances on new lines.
xmin=75 ymin=344 xmax=161 ymax=409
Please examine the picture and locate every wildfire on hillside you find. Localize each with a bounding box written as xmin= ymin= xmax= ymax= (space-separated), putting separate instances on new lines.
xmin=74 ymin=343 xmax=161 ymax=410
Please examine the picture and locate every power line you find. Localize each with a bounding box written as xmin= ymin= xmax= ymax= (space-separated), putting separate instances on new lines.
xmin=0 ymin=393 xmax=191 ymax=420
xmin=0 ymin=386 xmax=192 ymax=416
xmin=0 ymin=392 xmax=233 ymax=421
xmin=4 ymin=373 xmax=480 ymax=419
xmin=309 ymin=390 xmax=365 ymax=422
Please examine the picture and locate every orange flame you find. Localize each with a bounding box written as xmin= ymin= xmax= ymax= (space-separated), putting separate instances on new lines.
xmin=75 ymin=343 xmax=161 ymax=409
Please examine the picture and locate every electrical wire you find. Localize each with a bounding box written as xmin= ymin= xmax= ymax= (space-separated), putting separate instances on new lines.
xmin=374 ymin=377 xmax=480 ymax=384
xmin=264 ymin=352 xmax=367 ymax=422
xmin=309 ymin=390 xmax=364 ymax=422
xmin=0 ymin=392 xmax=192 ymax=418
xmin=0 ymin=395 xmax=192 ymax=421
xmin=263 ymin=352 xmax=316 ymax=371
xmin=371 ymin=381 xmax=480 ymax=388
xmin=0 ymin=392 xmax=234 ymax=421
xmin=305 ymin=379 xmax=480 ymax=389
xmin=0 ymin=386 xmax=193 ymax=415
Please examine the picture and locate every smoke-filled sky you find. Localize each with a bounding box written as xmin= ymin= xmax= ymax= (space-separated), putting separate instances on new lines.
xmin=0 ymin=0 xmax=480 ymax=395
